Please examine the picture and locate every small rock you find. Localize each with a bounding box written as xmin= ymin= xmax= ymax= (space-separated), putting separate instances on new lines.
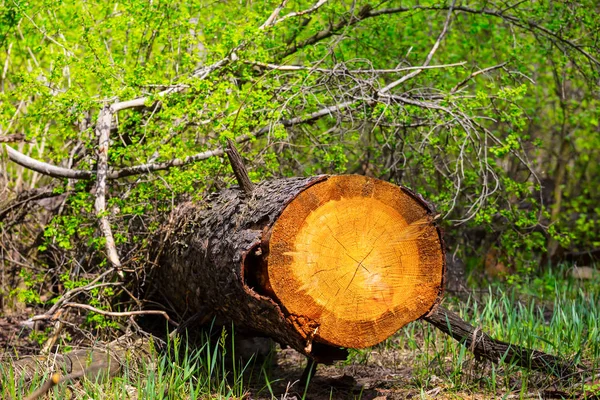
xmin=570 ymin=266 xmax=599 ymax=280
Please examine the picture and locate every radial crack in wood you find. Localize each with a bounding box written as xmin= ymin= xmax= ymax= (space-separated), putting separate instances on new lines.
xmin=267 ymin=175 xmax=445 ymax=348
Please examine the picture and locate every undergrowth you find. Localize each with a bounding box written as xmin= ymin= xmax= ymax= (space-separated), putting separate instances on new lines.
xmin=2 ymin=263 xmax=599 ymax=399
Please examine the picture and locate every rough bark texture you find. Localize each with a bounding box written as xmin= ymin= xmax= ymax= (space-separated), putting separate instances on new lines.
xmin=153 ymin=174 xmax=448 ymax=361
xmin=149 ymin=173 xmax=571 ymax=377
xmin=154 ymin=175 xmax=351 ymax=362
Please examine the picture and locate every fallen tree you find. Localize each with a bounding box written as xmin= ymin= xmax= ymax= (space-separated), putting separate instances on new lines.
xmin=153 ymin=173 xmax=445 ymax=362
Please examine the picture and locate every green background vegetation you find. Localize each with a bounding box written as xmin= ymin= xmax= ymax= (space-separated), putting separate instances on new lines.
xmin=1 ymin=0 xmax=599 ymax=398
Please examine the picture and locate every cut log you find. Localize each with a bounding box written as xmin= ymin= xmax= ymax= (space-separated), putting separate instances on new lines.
xmin=2 ymin=173 xmax=576 ymax=385
xmin=154 ymin=174 xmax=445 ymax=361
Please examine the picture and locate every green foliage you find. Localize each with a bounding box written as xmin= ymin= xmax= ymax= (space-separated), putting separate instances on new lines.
xmin=13 ymin=269 xmax=44 ymax=305
xmin=1 ymin=0 xmax=599 ymax=340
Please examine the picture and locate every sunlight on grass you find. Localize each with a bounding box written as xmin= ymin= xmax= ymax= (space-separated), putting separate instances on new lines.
xmin=366 ymin=263 xmax=600 ymax=397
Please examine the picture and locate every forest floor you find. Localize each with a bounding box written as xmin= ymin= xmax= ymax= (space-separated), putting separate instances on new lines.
xmin=2 ymin=263 xmax=600 ymax=399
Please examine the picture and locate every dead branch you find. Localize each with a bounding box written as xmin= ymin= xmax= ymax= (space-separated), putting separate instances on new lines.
xmin=451 ymin=62 xmax=508 ymax=94
xmin=280 ymin=3 xmax=599 ymax=68
xmin=27 ymin=269 xmax=118 ymax=323
xmin=111 ymin=56 xmax=234 ymax=112
xmin=380 ymin=0 xmax=457 ymax=94
xmin=424 ymin=306 xmax=577 ymax=377
xmin=260 ymin=0 xmax=289 ymax=29
xmin=8 ymin=336 xmax=152 ymax=400
xmin=4 ymin=100 xmax=357 ymax=181
xmin=62 ymin=302 xmax=177 ymax=325
xmin=3 ymin=145 xmax=93 ymax=179
xmin=94 ymin=106 xmax=122 ymax=277
xmin=244 ymin=60 xmax=467 ymax=74
xmin=225 ymin=138 xmax=255 ymax=195
xmin=271 ymin=0 xmax=330 ymax=26
xmin=0 ymin=133 xmax=25 ymax=143
xmin=24 ymin=373 xmax=60 ymax=400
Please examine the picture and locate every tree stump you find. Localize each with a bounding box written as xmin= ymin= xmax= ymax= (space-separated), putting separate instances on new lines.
xmin=155 ymin=175 xmax=445 ymax=362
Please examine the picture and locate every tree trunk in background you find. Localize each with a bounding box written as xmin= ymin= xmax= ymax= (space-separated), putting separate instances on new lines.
xmin=153 ymin=175 xmax=446 ymax=362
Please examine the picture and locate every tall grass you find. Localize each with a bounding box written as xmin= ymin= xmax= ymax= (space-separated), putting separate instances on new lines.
xmin=361 ymin=263 xmax=600 ymax=397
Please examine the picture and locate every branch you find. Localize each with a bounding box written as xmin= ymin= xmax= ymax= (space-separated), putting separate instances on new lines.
xmin=424 ymin=306 xmax=577 ymax=377
xmin=111 ymin=56 xmax=233 ymax=112
xmin=280 ymin=3 xmax=599 ymax=67
xmin=5 ymin=101 xmax=357 ymax=181
xmin=450 ymin=62 xmax=508 ymax=94
xmin=24 ymin=373 xmax=61 ymax=400
xmin=225 ymin=138 xmax=254 ymax=195
xmin=94 ymin=106 xmax=123 ymax=277
xmin=62 ymin=302 xmax=177 ymax=325
xmin=380 ymin=0 xmax=456 ymax=94
xmin=4 ymin=145 xmax=94 ymax=179
xmin=280 ymin=3 xmax=389 ymax=58
xmin=271 ymin=0 xmax=330 ymax=26
xmin=371 ymin=4 xmax=600 ymax=67
xmin=13 ymin=337 xmax=151 ymax=400
xmin=260 ymin=0 xmax=289 ymax=30
xmin=107 ymin=148 xmax=225 ymax=178
xmin=245 ymin=60 xmax=467 ymax=74
xmin=27 ymin=269 xmax=118 ymax=323
xmin=0 ymin=133 xmax=25 ymax=143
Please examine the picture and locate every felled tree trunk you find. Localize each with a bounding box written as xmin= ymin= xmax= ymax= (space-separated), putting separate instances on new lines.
xmin=153 ymin=174 xmax=446 ymax=362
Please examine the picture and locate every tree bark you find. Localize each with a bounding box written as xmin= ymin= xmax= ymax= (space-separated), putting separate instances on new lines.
xmin=2 ymin=174 xmax=575 ymax=383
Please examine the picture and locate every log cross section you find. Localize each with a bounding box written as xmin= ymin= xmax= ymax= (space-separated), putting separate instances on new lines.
xmin=268 ymin=175 xmax=445 ymax=348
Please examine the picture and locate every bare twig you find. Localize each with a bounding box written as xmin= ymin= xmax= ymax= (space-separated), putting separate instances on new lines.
xmin=0 ymin=133 xmax=25 ymax=143
xmin=245 ymin=60 xmax=467 ymax=74
xmin=260 ymin=0 xmax=289 ymax=29
xmin=111 ymin=53 xmax=235 ymax=112
xmin=62 ymin=302 xmax=177 ymax=325
xmin=380 ymin=0 xmax=456 ymax=94
xmin=27 ymin=270 xmax=118 ymax=322
xmin=272 ymin=0 xmax=330 ymax=26
xmin=24 ymin=373 xmax=61 ymax=400
xmin=451 ymin=62 xmax=508 ymax=94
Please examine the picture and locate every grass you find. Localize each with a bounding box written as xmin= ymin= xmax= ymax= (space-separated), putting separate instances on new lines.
xmin=1 ymin=263 xmax=599 ymax=399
